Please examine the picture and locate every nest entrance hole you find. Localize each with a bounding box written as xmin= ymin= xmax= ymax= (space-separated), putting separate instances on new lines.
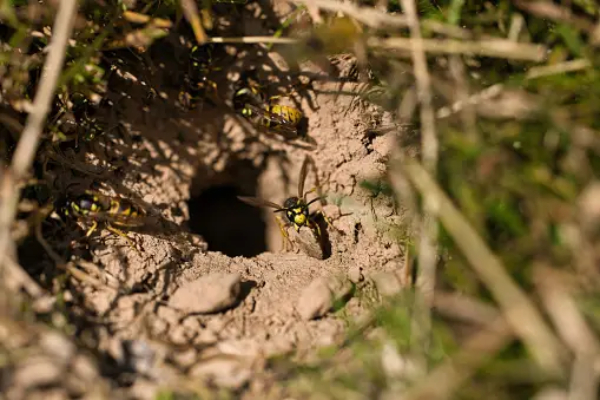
xmin=188 ymin=160 xmax=269 ymax=257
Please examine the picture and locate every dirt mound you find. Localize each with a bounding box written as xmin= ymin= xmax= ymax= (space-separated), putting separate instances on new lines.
xmin=12 ymin=5 xmax=407 ymax=398
xmin=49 ymin=49 xmax=406 ymax=395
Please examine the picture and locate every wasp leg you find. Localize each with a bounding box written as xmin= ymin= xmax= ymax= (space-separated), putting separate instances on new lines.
xmin=308 ymin=218 xmax=322 ymax=237
xmin=85 ymin=220 xmax=99 ymax=237
xmin=107 ymin=224 xmax=140 ymax=253
xmin=316 ymin=209 xmax=336 ymax=231
xmin=305 ymin=187 xmax=338 ymax=232
xmin=208 ymin=81 xmax=220 ymax=101
xmin=275 ymin=215 xmax=293 ymax=252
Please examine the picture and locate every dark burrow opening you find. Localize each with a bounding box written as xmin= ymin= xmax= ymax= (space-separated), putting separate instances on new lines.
xmin=188 ymin=182 xmax=267 ymax=258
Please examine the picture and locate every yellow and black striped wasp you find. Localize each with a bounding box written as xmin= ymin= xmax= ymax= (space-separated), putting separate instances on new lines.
xmin=237 ymin=156 xmax=330 ymax=255
xmin=59 ymin=190 xmax=146 ymax=249
xmin=232 ymin=72 xmax=305 ymax=138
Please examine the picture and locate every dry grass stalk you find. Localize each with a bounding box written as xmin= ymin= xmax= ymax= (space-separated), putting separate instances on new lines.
xmin=208 ymin=36 xmax=299 ymax=44
xmin=180 ymin=0 xmax=209 ymax=44
xmin=369 ymin=37 xmax=547 ymax=61
xmin=397 ymin=158 xmax=567 ymax=377
xmin=526 ymin=59 xmax=591 ymax=80
xmin=0 ymin=0 xmax=77 ymax=291
xmin=400 ymin=0 xmax=438 ymax=373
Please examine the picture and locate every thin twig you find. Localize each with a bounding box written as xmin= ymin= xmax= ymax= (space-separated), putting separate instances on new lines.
xmin=368 ymin=37 xmax=547 ymax=61
xmin=0 ymin=0 xmax=77 ymax=273
xmin=208 ymin=36 xmax=299 ymax=44
xmin=401 ymin=0 xmax=438 ymax=373
xmin=397 ymin=158 xmax=567 ymax=377
xmin=525 ymin=59 xmax=591 ymax=80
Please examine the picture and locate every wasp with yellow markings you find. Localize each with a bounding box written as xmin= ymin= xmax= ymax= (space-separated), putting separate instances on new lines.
xmin=237 ymin=156 xmax=331 ymax=256
xmin=233 ymin=74 xmax=305 ymax=138
xmin=59 ymin=190 xmax=146 ymax=248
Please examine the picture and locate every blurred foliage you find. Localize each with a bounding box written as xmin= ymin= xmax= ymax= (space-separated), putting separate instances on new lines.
xmin=282 ymin=0 xmax=600 ymax=399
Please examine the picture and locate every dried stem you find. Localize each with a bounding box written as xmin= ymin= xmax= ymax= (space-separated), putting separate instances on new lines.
xmin=208 ymin=36 xmax=299 ymax=44
xmin=397 ymin=157 xmax=567 ymax=377
xmin=368 ymin=37 xmax=547 ymax=61
xmin=180 ymin=0 xmax=208 ymax=44
xmin=0 ymin=0 xmax=77 ymax=273
xmin=401 ymin=0 xmax=438 ymax=372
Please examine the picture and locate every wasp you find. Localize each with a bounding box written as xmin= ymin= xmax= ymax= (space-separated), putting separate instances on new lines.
xmin=237 ymin=156 xmax=331 ymax=255
xmin=179 ymin=45 xmax=221 ymax=110
xmin=59 ymin=190 xmax=146 ymax=249
xmin=233 ymin=74 xmax=305 ymax=138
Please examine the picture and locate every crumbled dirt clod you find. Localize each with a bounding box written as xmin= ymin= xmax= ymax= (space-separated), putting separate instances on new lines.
xmin=169 ymin=272 xmax=242 ymax=314
xmin=287 ymin=225 xmax=324 ymax=259
xmin=39 ymin=331 xmax=75 ymax=363
xmin=15 ymin=27 xmax=405 ymax=398
xmin=296 ymin=275 xmax=354 ymax=320
xmin=348 ymin=265 xmax=364 ymax=283
xmin=371 ymin=270 xmax=405 ymax=297
xmin=189 ymin=356 xmax=253 ymax=390
xmin=12 ymin=356 xmax=62 ymax=388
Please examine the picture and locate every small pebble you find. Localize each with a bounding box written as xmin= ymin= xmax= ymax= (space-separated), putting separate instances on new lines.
xmin=296 ymin=275 xmax=353 ymax=320
xmin=348 ymin=265 xmax=364 ymax=283
xmin=40 ymin=331 xmax=75 ymax=364
xmin=13 ymin=356 xmax=62 ymax=388
xmin=189 ymin=357 xmax=251 ymax=389
xmin=169 ymin=273 xmax=242 ymax=314
xmin=371 ymin=270 xmax=403 ymax=297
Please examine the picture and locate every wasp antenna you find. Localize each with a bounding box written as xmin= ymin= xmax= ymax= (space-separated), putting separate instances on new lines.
xmin=306 ymin=196 xmax=325 ymax=207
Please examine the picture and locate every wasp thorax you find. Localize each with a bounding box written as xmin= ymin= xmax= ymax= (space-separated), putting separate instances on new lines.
xmin=283 ymin=197 xmax=300 ymax=209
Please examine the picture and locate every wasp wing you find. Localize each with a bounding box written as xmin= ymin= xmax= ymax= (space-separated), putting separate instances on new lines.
xmin=241 ymin=103 xmax=299 ymax=136
xmin=101 ymin=213 xmax=147 ymax=227
xmin=237 ymin=196 xmax=283 ymax=211
xmin=298 ymin=156 xmax=310 ymax=199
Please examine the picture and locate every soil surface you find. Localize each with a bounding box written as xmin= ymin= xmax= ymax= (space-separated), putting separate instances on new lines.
xmin=15 ymin=2 xmax=409 ymax=398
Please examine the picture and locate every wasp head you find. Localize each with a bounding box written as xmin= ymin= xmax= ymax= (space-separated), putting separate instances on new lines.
xmin=282 ymin=196 xmax=310 ymax=228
